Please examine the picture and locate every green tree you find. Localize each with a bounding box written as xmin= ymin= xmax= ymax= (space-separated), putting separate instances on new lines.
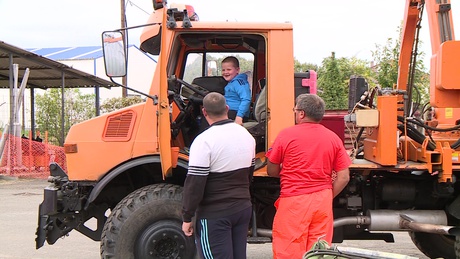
xmin=317 ymin=53 xmax=349 ymax=110
xmin=371 ymin=26 xmax=429 ymax=110
xmin=341 ymin=57 xmax=377 ymax=88
xmin=372 ymin=37 xmax=400 ymax=89
xmin=316 ymin=53 xmax=375 ymax=110
xmin=294 ymin=59 xmax=318 ymax=72
xmin=35 ymin=88 xmax=95 ymax=146
xmin=100 ymin=96 xmax=144 ymax=114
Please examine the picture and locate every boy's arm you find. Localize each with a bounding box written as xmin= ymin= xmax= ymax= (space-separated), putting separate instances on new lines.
xmin=236 ymin=81 xmax=251 ymax=118
xmin=235 ymin=116 xmax=244 ymax=125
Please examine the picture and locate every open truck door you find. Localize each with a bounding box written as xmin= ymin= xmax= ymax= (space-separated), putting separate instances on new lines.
xmin=156 ymin=5 xmax=173 ymax=178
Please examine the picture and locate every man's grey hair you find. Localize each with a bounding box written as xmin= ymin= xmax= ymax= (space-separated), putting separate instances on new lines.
xmin=203 ymin=92 xmax=227 ymax=117
xmin=295 ymin=94 xmax=325 ymax=122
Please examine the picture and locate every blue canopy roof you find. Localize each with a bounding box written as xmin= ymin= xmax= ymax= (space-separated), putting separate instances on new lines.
xmin=28 ymin=46 xmax=104 ymax=60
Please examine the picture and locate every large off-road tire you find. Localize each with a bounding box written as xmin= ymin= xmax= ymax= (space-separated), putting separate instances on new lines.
xmin=409 ymin=231 xmax=455 ymax=259
xmin=100 ymin=184 xmax=196 ymax=259
xmin=454 ymin=235 xmax=460 ymax=259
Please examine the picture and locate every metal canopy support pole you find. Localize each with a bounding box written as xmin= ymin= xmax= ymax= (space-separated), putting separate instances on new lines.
xmin=95 ymin=85 xmax=100 ymax=116
xmin=9 ymin=53 xmax=14 ymax=135
xmin=61 ymin=72 xmax=65 ymax=146
xmin=93 ymin=59 xmax=101 ymax=117
xmin=30 ymin=87 xmax=35 ymax=139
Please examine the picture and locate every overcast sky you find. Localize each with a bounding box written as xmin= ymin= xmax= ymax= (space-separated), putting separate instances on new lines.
xmin=1 ymin=0 xmax=459 ymax=67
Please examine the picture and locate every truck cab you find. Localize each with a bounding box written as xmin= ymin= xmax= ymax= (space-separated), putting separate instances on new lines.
xmin=36 ymin=3 xmax=316 ymax=258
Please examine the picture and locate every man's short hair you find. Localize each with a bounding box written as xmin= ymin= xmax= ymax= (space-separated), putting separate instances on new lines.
xmin=296 ymin=94 xmax=325 ymax=122
xmin=203 ymin=92 xmax=227 ymax=117
xmin=222 ymin=56 xmax=240 ymax=68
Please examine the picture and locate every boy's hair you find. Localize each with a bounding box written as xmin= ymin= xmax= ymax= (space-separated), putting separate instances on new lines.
xmin=222 ymin=56 xmax=240 ymax=68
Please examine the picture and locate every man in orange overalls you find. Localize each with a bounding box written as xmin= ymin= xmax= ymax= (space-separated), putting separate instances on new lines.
xmin=266 ymin=94 xmax=351 ymax=259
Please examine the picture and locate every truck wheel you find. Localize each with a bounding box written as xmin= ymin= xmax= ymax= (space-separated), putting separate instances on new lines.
xmin=409 ymin=231 xmax=455 ymax=259
xmin=100 ymin=184 xmax=196 ymax=259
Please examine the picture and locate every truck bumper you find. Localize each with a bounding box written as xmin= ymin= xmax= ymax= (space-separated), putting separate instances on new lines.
xmin=35 ymin=163 xmax=81 ymax=249
xmin=35 ymin=186 xmax=71 ymax=249
xmin=35 ymin=163 xmax=108 ymax=249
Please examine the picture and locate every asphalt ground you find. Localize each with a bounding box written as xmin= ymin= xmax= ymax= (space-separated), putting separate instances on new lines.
xmin=0 ymin=177 xmax=429 ymax=259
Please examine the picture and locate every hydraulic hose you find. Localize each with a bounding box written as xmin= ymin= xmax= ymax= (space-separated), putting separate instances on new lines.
xmin=397 ymin=123 xmax=436 ymax=150
xmin=398 ymin=116 xmax=460 ymax=149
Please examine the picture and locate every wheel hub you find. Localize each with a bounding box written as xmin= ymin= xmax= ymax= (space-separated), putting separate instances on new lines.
xmin=135 ymin=221 xmax=188 ymax=259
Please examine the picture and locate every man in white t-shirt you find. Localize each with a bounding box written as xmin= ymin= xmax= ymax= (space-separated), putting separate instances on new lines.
xmin=182 ymin=92 xmax=256 ymax=258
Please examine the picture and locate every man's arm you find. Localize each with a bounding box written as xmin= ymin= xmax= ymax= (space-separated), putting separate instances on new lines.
xmin=332 ymin=168 xmax=350 ymax=197
xmin=182 ymin=174 xmax=207 ymax=222
xmin=267 ymin=160 xmax=281 ymax=178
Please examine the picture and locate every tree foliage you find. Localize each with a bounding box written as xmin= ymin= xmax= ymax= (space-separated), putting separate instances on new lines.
xmin=35 ymin=88 xmax=95 ymax=146
xmin=317 ymin=52 xmax=348 ymax=110
xmin=316 ymin=53 xmax=374 ymax=110
xmin=100 ymin=96 xmax=144 ymax=114
xmin=372 ymin=37 xmax=400 ymax=89
xmin=294 ymin=59 xmax=318 ymax=73
xmin=372 ymin=26 xmax=429 ymax=111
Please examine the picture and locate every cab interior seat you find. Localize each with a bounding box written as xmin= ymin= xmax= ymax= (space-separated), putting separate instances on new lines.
xmin=191 ymin=76 xmax=227 ymax=95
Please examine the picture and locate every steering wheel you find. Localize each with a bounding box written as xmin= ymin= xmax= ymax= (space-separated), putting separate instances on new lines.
xmin=176 ymin=78 xmax=209 ymax=97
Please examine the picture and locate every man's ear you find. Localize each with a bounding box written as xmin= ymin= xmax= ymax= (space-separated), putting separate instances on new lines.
xmin=300 ymin=110 xmax=306 ymax=119
xmin=202 ymin=107 xmax=208 ymax=117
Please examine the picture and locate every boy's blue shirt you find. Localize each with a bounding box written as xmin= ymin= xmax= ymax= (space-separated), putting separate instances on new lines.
xmin=224 ymin=73 xmax=251 ymax=118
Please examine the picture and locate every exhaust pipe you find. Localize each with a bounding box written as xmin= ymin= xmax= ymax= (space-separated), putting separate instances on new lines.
xmin=367 ymin=210 xmax=447 ymax=231
xmin=334 ymin=210 xmax=460 ymax=236
xmin=399 ymin=214 xmax=460 ymax=236
xmin=334 ymin=215 xmax=371 ymax=228
xmin=253 ymin=210 xmax=460 ymax=239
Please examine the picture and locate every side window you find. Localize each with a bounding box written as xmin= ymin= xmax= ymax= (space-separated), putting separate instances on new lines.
xmin=183 ymin=53 xmax=204 ymax=83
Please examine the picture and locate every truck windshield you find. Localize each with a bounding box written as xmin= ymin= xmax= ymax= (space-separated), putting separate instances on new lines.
xmin=183 ymin=52 xmax=254 ymax=82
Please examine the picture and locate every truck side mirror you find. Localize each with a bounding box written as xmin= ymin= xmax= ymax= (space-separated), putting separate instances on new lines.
xmin=102 ymin=31 xmax=127 ymax=78
xmin=206 ymin=60 xmax=218 ymax=76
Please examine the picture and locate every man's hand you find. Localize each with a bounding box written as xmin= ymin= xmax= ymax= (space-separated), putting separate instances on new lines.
xmin=333 ymin=168 xmax=350 ymax=198
xmin=182 ymin=222 xmax=193 ymax=236
xmin=235 ymin=116 xmax=243 ymax=125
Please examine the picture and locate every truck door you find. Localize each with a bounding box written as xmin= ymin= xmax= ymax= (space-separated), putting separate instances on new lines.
xmin=157 ymin=8 xmax=174 ymax=178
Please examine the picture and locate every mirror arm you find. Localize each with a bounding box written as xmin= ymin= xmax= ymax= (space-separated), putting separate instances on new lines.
xmin=109 ymin=78 xmax=158 ymax=105
xmin=114 ymin=22 xmax=161 ymax=32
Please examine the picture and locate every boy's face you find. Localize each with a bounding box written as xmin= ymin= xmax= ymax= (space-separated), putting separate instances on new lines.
xmin=221 ymin=62 xmax=240 ymax=82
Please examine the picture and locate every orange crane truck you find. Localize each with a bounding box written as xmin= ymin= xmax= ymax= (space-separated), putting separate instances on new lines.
xmin=36 ymin=1 xmax=460 ymax=258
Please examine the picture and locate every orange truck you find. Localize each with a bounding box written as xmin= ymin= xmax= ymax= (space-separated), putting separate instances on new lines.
xmin=36 ymin=0 xmax=460 ymax=258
